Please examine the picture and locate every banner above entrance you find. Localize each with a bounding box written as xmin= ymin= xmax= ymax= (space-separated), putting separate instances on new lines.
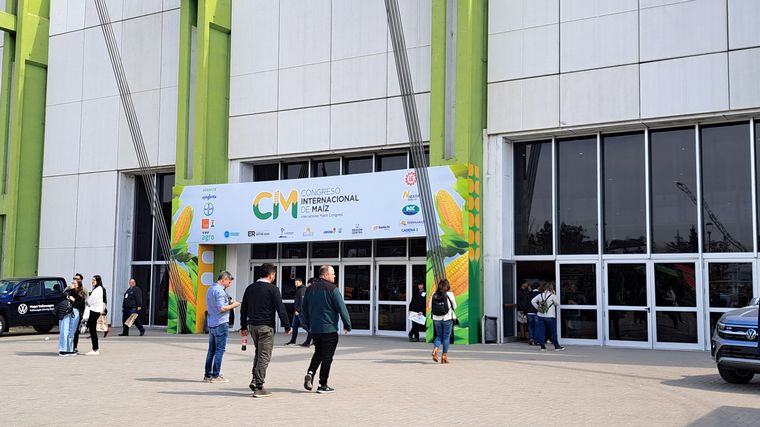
xmin=171 ymin=166 xmax=463 ymax=245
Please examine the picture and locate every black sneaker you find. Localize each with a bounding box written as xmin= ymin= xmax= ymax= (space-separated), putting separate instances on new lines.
xmin=304 ymin=372 xmax=313 ymax=391
xmin=139 ymin=330 xmax=145 ymax=336
xmin=249 ymin=382 xmax=258 ymax=392
xmin=285 ymin=341 xmax=295 ymax=346
xmin=555 ymin=346 xmax=565 ymax=352
xmin=316 ymin=385 xmax=335 ymax=394
xmin=299 ymin=342 xmax=310 ymax=347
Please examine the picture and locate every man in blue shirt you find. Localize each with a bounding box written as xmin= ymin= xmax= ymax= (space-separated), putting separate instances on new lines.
xmin=203 ymin=271 xmax=240 ymax=383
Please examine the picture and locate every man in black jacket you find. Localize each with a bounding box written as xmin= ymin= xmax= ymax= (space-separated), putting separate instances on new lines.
xmin=285 ymin=278 xmax=305 ymax=345
xmin=240 ymin=263 xmax=291 ymax=397
xmin=119 ymin=279 xmax=145 ymax=336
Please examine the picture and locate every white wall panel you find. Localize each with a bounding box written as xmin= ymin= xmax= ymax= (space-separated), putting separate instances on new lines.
xmin=487 ymin=76 xmax=559 ymax=133
xmin=331 ymin=54 xmax=388 ymax=103
xmin=560 ymin=0 xmax=638 ymax=22
xmin=84 ymin=0 xmax=123 ymax=28
xmin=394 ymin=0 xmax=432 ymax=49
xmin=161 ymin=9 xmax=180 ymax=88
xmin=123 ymin=0 xmax=162 ymax=19
xmin=560 ymin=11 xmax=638 ymax=72
xmin=232 ymin=0 xmax=279 ymax=75
xmin=388 ymin=46 xmax=431 ymax=96
xmin=74 ymin=247 xmax=115 ymax=289
xmin=278 ymin=63 xmax=330 ymax=110
xmin=82 ymin=24 xmax=121 ymax=101
xmin=560 ymin=65 xmax=639 ymax=126
xmin=387 ymin=93 xmax=430 ymax=144
xmin=75 ymin=172 xmax=118 ymax=248
xmin=331 ymin=0 xmax=387 ymax=60
xmin=489 ymin=0 xmax=558 ymax=34
xmin=229 ymin=113 xmax=278 ymax=159
xmin=331 ymin=99 xmax=387 ymax=150
xmin=117 ymin=90 xmax=160 ymax=169
xmin=66 ymin=0 xmax=87 ymax=32
xmin=79 ymin=96 xmax=119 ymax=173
xmin=489 ymin=25 xmax=559 ymax=82
xmin=728 ymin=0 xmax=760 ymax=49
xmin=158 ymin=86 xmax=178 ymax=166
xmin=43 ymin=103 xmax=82 ymax=177
xmin=38 ymin=248 xmax=76 ymax=278
xmin=640 ymin=0 xmax=727 ymax=62
xmin=277 ymin=107 xmax=330 ymax=154
xmin=163 ymin=0 xmax=181 ymax=10
xmin=729 ymin=48 xmax=760 ymax=110
xmin=640 ymin=0 xmax=692 ymax=6
xmin=122 ymin=14 xmax=162 ymax=93
xmin=39 ymin=175 xmax=79 ymax=249
xmin=640 ymin=53 xmax=728 ymax=118
xmin=279 ymin=0 xmax=331 ymax=68
xmin=230 ymin=71 xmax=278 ymax=116
xmin=47 ymin=32 xmax=85 ymax=106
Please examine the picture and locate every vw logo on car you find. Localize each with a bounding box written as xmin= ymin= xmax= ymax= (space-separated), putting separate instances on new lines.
xmin=747 ymin=329 xmax=758 ymax=341
xmin=17 ymin=303 xmax=28 ymax=315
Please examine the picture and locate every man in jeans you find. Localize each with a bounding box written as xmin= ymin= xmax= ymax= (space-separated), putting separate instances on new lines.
xmin=240 ymin=263 xmax=291 ymax=397
xmin=203 ymin=271 xmax=240 ymax=383
xmin=285 ymin=278 xmax=305 ymax=345
xmin=301 ymin=265 xmax=351 ymax=394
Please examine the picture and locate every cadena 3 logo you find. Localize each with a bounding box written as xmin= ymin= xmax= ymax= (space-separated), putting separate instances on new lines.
xmin=253 ymin=190 xmax=298 ymax=220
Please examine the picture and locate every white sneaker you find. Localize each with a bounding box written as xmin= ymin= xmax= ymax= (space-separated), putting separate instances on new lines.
xmin=85 ymin=350 xmax=100 ymax=356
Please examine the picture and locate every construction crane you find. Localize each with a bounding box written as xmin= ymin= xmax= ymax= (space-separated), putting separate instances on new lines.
xmin=675 ymin=181 xmax=747 ymax=252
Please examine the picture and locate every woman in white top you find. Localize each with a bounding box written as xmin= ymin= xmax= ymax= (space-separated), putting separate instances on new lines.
xmin=84 ymin=275 xmax=107 ymax=355
xmin=428 ymin=279 xmax=457 ymax=364
xmin=530 ymin=283 xmax=564 ymax=352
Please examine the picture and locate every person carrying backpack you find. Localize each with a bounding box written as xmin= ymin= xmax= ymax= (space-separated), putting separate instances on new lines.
xmin=531 ymin=282 xmax=564 ymax=352
xmin=428 ymin=279 xmax=457 ymax=364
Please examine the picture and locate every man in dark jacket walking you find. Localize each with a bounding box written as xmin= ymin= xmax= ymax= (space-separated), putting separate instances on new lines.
xmin=120 ymin=279 xmax=145 ymax=336
xmin=302 ymin=265 xmax=351 ymax=394
xmin=240 ymin=263 xmax=291 ymax=397
xmin=285 ymin=278 xmax=305 ymax=345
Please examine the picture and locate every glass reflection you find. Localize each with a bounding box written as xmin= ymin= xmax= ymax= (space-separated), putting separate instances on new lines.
xmin=650 ymin=128 xmax=698 ymax=253
xmin=378 ymin=305 xmax=406 ymax=331
xmin=378 ymin=265 xmax=406 ymax=301
xmin=701 ymin=123 xmax=752 ymax=252
xmin=560 ymin=309 xmax=597 ymax=339
xmin=607 ymin=264 xmax=647 ymax=306
xmin=602 ymin=133 xmax=646 ymax=253
xmin=311 ymin=159 xmax=340 ymax=177
xmin=279 ymin=265 xmax=305 ymax=300
xmin=514 ymin=141 xmax=553 ymax=255
xmin=559 ymin=264 xmax=596 ymax=305
xmin=347 ymin=305 xmax=370 ymax=330
xmin=342 ymin=240 xmax=372 ymax=258
xmin=344 ymin=265 xmax=371 ymax=301
xmin=708 ymin=263 xmax=753 ymax=308
xmin=608 ymin=310 xmax=648 ymax=341
xmin=654 ymin=263 xmax=696 ymax=308
xmin=558 ymin=137 xmax=598 ymax=254
xmin=655 ymin=311 xmax=697 ymax=343
xmin=311 ymin=242 xmax=339 ymax=258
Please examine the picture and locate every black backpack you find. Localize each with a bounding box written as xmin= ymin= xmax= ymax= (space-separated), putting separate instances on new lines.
xmin=55 ymin=299 xmax=73 ymax=320
xmin=431 ymin=290 xmax=449 ymax=316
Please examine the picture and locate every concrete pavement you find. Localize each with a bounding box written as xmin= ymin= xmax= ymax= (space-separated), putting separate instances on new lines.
xmin=1 ymin=327 xmax=759 ymax=426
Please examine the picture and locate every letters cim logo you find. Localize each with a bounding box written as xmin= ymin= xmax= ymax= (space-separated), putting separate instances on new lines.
xmin=253 ymin=190 xmax=298 ymax=220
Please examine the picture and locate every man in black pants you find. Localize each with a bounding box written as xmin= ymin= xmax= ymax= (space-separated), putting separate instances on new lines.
xmin=120 ymin=279 xmax=145 ymax=336
xmin=285 ymin=278 xmax=305 ymax=345
xmin=301 ymin=265 xmax=351 ymax=394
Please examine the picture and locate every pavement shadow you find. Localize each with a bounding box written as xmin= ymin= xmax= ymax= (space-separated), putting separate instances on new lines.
xmin=135 ymin=377 xmax=202 ymax=383
xmin=158 ymin=390 xmax=253 ymax=397
xmin=15 ymin=351 xmax=59 ymax=357
xmin=662 ymin=374 xmax=760 ymax=394
xmin=373 ymin=359 xmax=428 ymax=365
xmin=687 ymin=406 xmax=760 ymax=426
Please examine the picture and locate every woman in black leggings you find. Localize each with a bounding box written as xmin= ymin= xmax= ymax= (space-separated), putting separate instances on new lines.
xmin=84 ymin=275 xmax=107 ymax=355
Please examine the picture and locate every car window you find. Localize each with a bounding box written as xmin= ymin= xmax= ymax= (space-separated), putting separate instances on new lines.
xmin=43 ymin=280 xmax=63 ymax=296
xmin=0 ymin=280 xmax=19 ymax=294
xmin=20 ymin=281 xmax=42 ymax=298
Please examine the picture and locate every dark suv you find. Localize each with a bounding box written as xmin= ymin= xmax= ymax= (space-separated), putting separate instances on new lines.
xmin=711 ymin=297 xmax=760 ymax=383
xmin=0 ymin=277 xmax=68 ymax=336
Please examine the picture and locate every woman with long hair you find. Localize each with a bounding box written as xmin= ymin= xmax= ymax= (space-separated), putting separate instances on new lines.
xmin=428 ymin=279 xmax=457 ymax=364
xmin=59 ymin=280 xmax=86 ymax=356
xmin=84 ymin=275 xmax=107 ymax=355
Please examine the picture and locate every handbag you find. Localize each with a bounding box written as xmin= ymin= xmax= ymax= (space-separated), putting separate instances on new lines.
xmin=55 ymin=299 xmax=73 ymax=320
xmin=96 ymin=314 xmax=109 ymax=332
xmin=446 ymin=294 xmax=460 ymax=326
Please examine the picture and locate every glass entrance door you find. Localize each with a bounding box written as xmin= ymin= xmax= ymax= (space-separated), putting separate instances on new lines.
xmin=557 ymin=262 xmax=601 ymax=344
xmin=279 ymin=264 xmax=307 ymax=330
xmin=375 ymin=263 xmax=408 ymax=337
xmin=341 ymin=263 xmax=372 ymax=335
xmin=651 ymin=262 xmax=701 ymax=349
xmin=604 ymin=262 xmax=651 ymax=347
xmin=705 ymin=261 xmax=755 ymax=342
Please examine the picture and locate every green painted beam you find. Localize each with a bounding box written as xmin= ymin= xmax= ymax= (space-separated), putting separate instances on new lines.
xmin=0 ymin=11 xmax=16 ymax=33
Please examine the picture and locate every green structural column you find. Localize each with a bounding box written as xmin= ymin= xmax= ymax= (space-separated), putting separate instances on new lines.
xmin=429 ymin=0 xmax=487 ymax=344
xmin=0 ymin=0 xmax=49 ymax=277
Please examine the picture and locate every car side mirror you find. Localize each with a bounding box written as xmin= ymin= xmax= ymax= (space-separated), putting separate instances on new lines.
xmin=14 ymin=289 xmax=27 ymax=299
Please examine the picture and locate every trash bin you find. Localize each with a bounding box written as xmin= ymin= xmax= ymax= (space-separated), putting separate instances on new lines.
xmin=483 ymin=315 xmax=498 ymax=343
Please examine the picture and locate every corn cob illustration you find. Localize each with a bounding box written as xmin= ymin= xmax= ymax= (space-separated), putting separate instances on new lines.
xmin=446 ymin=253 xmax=468 ymax=296
xmin=436 ymin=190 xmax=464 ymax=237
xmin=169 ymin=263 xmax=196 ymax=305
xmin=172 ymin=206 xmax=193 ymax=246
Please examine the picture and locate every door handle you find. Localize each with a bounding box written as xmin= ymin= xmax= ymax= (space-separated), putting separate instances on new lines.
xmin=646 ymin=307 xmax=651 ymax=313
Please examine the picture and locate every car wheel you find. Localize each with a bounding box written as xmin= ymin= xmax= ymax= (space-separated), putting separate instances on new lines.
xmin=33 ymin=325 xmax=54 ymax=333
xmin=718 ymin=366 xmax=755 ymax=384
xmin=0 ymin=315 xmax=6 ymax=336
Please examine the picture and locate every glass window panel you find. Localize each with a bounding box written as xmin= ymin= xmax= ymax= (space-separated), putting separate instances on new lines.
xmin=375 ymin=239 xmax=407 ymax=257
xmin=251 ymin=244 xmax=277 ymax=259
xmin=654 ymin=263 xmax=696 ymax=307
xmin=514 ymin=141 xmax=553 ymax=255
xmin=701 ymin=123 xmax=752 ymax=252
xmin=655 ymin=311 xmax=697 ymax=343
xmin=516 ymin=261 xmax=556 ymax=293
xmin=602 ymin=133 xmax=646 ymax=253
xmin=155 ymin=173 xmax=175 ymax=260
xmin=279 ymin=265 xmax=306 ymax=300
xmin=409 ymin=238 xmax=426 ymax=257
xmin=342 ymin=240 xmax=372 ymax=258
xmin=311 ymin=242 xmax=339 ymax=258
xmin=559 ymin=264 xmax=596 ymax=306
xmin=377 ymin=305 xmax=406 ymax=331
xmin=344 ymin=156 xmax=373 ymax=175
xmin=756 ymin=120 xmax=760 ymax=246
xmin=412 ymin=264 xmax=426 ymax=290
xmin=346 ymin=304 xmax=370 ymax=330
xmin=43 ymin=279 xmax=64 ymax=296
xmin=376 ymin=153 xmax=408 ymax=171
xmin=132 ymin=178 xmax=153 ymax=261
xmin=282 ymin=161 xmax=309 ymax=180
xmin=650 ymin=128 xmax=698 ymax=253
xmin=607 ymin=264 xmax=647 ymax=306
xmin=378 ymin=265 xmax=407 ymax=301
xmin=560 ymin=309 xmax=597 ymax=339
xmin=130 ymin=265 xmax=152 ymax=325
xmin=558 ymin=137 xmax=598 ymax=254
xmin=311 ymin=159 xmax=340 ymax=177
xmin=344 ymin=265 xmax=371 ymax=301
xmin=608 ymin=310 xmax=648 ymax=341
xmin=709 ymin=311 xmax=724 ymax=335
xmin=20 ymin=281 xmax=41 ymax=297
xmin=410 ymin=149 xmax=430 ymax=169
xmin=280 ymin=243 xmax=307 ymax=259
xmin=152 ymin=265 xmax=169 ymax=326
xmin=708 ymin=263 xmax=753 ymax=308
xmin=253 ymin=163 xmax=279 ymax=182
